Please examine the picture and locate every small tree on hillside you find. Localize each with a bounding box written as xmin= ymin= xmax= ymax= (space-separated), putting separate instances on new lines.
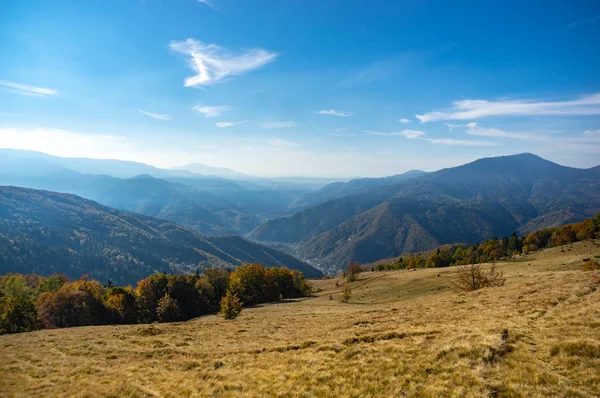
xmin=455 ymin=262 xmax=505 ymax=291
xmin=220 ymin=289 xmax=243 ymax=320
xmin=341 ymin=281 xmax=352 ymax=303
xmin=346 ymin=262 xmax=363 ymax=282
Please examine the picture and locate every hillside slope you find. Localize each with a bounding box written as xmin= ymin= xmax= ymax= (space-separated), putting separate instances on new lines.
xmin=0 ymin=186 xmax=322 ymax=284
xmin=1 ymin=241 xmax=598 ymax=397
xmin=253 ymin=154 xmax=600 ymax=270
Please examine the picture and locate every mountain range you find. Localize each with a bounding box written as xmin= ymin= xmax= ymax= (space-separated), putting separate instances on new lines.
xmin=2 ymin=149 xmax=599 ymax=275
xmin=250 ymin=154 xmax=600 ymax=272
xmin=0 ymin=186 xmax=322 ymax=285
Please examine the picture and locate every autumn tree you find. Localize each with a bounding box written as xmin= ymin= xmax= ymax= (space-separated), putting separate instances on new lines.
xmin=220 ymin=289 xmax=243 ymax=320
xmin=346 ymin=262 xmax=363 ymax=282
xmin=156 ymin=293 xmax=180 ymax=322
xmin=341 ymin=281 xmax=352 ymax=303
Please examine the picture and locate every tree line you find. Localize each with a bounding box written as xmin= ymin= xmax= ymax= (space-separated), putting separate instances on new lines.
xmin=0 ymin=264 xmax=312 ymax=334
xmin=373 ymin=213 xmax=600 ymax=271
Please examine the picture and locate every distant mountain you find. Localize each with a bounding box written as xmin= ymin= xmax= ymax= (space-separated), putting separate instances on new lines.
xmin=172 ymin=163 xmax=251 ymax=180
xmin=289 ymin=169 xmax=426 ymax=210
xmin=0 ymin=149 xmax=327 ymax=224
xmin=0 ymin=186 xmax=322 ymax=284
xmin=251 ymin=154 xmax=600 ymax=272
xmin=0 ymin=162 xmax=261 ymax=235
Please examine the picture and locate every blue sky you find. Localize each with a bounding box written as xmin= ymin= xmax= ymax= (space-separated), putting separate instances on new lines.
xmin=1 ymin=0 xmax=599 ymax=177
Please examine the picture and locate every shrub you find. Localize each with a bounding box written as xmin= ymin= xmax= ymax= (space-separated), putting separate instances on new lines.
xmin=583 ymin=259 xmax=600 ymax=271
xmin=220 ymin=290 xmax=243 ymax=320
xmin=455 ymin=263 xmax=505 ymax=291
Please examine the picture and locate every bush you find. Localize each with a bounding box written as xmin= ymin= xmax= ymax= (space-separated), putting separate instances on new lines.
xmin=455 ymin=263 xmax=505 ymax=291
xmin=220 ymin=290 xmax=243 ymax=320
xmin=583 ymin=259 xmax=600 ymax=271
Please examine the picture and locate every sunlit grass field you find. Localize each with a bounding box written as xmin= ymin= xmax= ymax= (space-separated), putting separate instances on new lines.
xmin=1 ymin=240 xmax=599 ymax=397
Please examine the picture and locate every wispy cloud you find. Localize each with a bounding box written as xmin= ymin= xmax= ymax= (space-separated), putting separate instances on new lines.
xmin=583 ymin=129 xmax=600 ymax=137
xmin=399 ymin=118 xmax=411 ymax=124
xmin=329 ymin=128 xmax=357 ymax=137
xmin=367 ymin=128 xmax=496 ymax=146
xmin=425 ymin=138 xmax=498 ymax=146
xmin=261 ymin=121 xmax=294 ymax=128
xmin=192 ymin=105 xmax=230 ymax=118
xmin=465 ymin=122 xmax=539 ymax=140
xmin=444 ymin=123 xmax=466 ymax=131
xmin=416 ymin=93 xmax=600 ymax=122
xmin=0 ymin=80 xmax=57 ymax=97
xmin=316 ymin=109 xmax=353 ymax=117
xmin=366 ymin=129 xmax=425 ymax=139
xmin=138 ymin=110 xmax=171 ymax=121
xmin=216 ymin=121 xmax=247 ymax=128
xmin=169 ymin=38 xmax=278 ymax=87
xmin=197 ymin=0 xmax=218 ymax=10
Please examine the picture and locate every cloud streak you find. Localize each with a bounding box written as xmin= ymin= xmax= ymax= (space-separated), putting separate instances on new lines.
xmin=399 ymin=118 xmax=411 ymax=124
xmin=366 ymin=130 xmax=425 ymax=139
xmin=416 ymin=93 xmax=600 ymax=122
xmin=216 ymin=121 xmax=247 ymax=128
xmin=316 ymin=109 xmax=353 ymax=117
xmin=464 ymin=122 xmax=540 ymax=140
xmin=192 ymin=105 xmax=230 ymax=118
xmin=367 ymin=128 xmax=496 ymax=146
xmin=197 ymin=0 xmax=218 ymax=10
xmin=139 ymin=110 xmax=171 ymax=121
xmin=170 ymin=39 xmax=278 ymax=87
xmin=0 ymin=80 xmax=57 ymax=97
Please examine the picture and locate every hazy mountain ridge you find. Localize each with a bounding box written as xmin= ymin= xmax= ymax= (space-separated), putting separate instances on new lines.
xmin=253 ymin=154 xmax=600 ymax=271
xmin=289 ymin=169 xmax=427 ymax=211
xmin=0 ymin=186 xmax=322 ymax=284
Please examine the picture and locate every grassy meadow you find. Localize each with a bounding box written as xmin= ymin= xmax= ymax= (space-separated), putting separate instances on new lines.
xmin=1 ymin=240 xmax=600 ymax=397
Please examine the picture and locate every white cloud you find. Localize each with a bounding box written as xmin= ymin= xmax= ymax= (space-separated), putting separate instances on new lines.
xmin=316 ymin=109 xmax=353 ymax=117
xmin=583 ymin=129 xmax=600 ymax=137
xmin=366 ymin=128 xmax=496 ymax=146
xmin=416 ymin=93 xmax=600 ymax=122
xmin=138 ymin=110 xmax=171 ymax=121
xmin=366 ymin=129 xmax=425 ymax=139
xmin=464 ymin=122 xmax=538 ymax=140
xmin=197 ymin=0 xmax=218 ymax=10
xmin=169 ymin=38 xmax=278 ymax=87
xmin=216 ymin=121 xmax=247 ymax=128
xmin=0 ymin=80 xmax=57 ymax=97
xmin=425 ymin=138 xmax=498 ymax=146
xmin=261 ymin=121 xmax=294 ymax=128
xmin=192 ymin=105 xmax=230 ymax=118
xmin=329 ymin=128 xmax=357 ymax=137
xmin=399 ymin=118 xmax=411 ymax=124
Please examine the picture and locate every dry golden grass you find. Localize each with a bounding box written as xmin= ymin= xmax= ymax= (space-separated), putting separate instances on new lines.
xmin=2 ymin=240 xmax=600 ymax=397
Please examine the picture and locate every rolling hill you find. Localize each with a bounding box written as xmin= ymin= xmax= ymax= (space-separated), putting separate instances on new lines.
xmin=0 ymin=186 xmax=322 ymax=284
xmin=251 ymin=154 xmax=600 ymax=271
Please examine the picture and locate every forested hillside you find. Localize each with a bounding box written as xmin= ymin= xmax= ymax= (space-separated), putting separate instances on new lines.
xmin=0 ymin=187 xmax=322 ymax=284
xmin=252 ymin=154 xmax=600 ymax=271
